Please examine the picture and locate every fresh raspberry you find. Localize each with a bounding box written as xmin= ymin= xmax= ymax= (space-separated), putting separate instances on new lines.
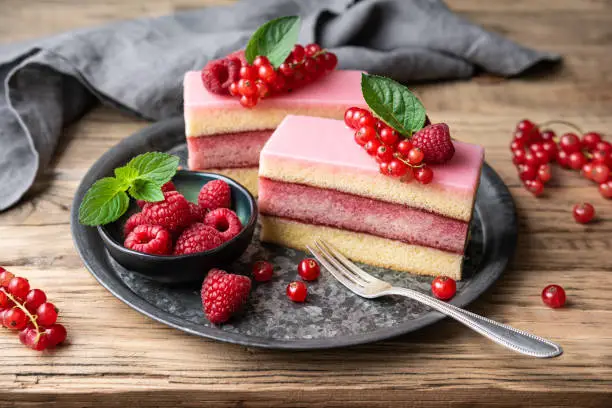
xmin=227 ymin=50 xmax=247 ymax=65
xmin=123 ymin=212 xmax=148 ymax=236
xmin=136 ymin=181 xmax=176 ymax=208
xmin=201 ymin=57 xmax=241 ymax=95
xmin=141 ymin=191 xmax=193 ymax=235
xmin=173 ymin=223 xmax=223 ymax=255
xmin=124 ymin=225 xmax=172 ymax=255
xmin=204 ymin=208 xmax=243 ymax=242
xmin=198 ymin=180 xmax=231 ymax=211
xmin=411 ymin=123 xmax=455 ymax=164
xmin=201 ymin=268 xmax=251 ymax=324
xmin=189 ymin=202 xmax=206 ymax=223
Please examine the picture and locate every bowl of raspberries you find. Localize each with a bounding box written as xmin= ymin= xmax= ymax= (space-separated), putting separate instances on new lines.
xmin=97 ymin=170 xmax=257 ymax=284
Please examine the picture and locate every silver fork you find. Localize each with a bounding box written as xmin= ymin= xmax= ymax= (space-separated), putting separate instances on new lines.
xmin=307 ymin=239 xmax=563 ymax=358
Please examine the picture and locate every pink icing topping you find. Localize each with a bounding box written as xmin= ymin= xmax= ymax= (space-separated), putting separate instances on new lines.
xmin=262 ymin=115 xmax=484 ymax=191
xmin=184 ymin=70 xmax=367 ymax=108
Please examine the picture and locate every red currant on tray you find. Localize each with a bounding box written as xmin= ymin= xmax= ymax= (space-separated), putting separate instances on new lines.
xmin=286 ymin=281 xmax=308 ymax=302
xmin=431 ymin=276 xmax=457 ymax=301
xmin=298 ymin=258 xmax=320 ymax=281
xmin=252 ymin=261 xmax=274 ymax=282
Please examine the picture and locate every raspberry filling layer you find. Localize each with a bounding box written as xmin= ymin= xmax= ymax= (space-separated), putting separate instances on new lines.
xmin=258 ymin=178 xmax=469 ymax=254
xmin=187 ymin=129 xmax=273 ymax=170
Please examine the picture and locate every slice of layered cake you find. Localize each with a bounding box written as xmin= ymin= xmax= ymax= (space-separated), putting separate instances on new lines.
xmin=183 ymin=70 xmax=367 ymax=194
xmin=258 ymin=115 xmax=484 ymax=279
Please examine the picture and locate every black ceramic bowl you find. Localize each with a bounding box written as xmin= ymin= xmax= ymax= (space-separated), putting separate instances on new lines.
xmin=97 ymin=170 xmax=257 ymax=284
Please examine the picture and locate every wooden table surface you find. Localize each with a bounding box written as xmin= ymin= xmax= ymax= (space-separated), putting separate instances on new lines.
xmin=1 ymin=1 xmax=611 ymax=407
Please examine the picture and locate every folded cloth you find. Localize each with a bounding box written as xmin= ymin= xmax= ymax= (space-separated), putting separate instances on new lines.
xmin=0 ymin=0 xmax=560 ymax=211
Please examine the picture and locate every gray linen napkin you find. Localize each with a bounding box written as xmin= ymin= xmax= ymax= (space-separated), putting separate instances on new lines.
xmin=0 ymin=0 xmax=560 ymax=211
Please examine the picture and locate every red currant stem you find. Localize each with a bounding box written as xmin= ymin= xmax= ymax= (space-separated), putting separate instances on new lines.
xmin=394 ymin=154 xmax=425 ymax=168
xmin=2 ymin=288 xmax=41 ymax=341
xmin=537 ymin=120 xmax=584 ymax=135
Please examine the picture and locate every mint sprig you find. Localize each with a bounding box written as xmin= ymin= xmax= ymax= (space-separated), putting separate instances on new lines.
xmin=361 ymin=74 xmax=427 ymax=137
xmin=245 ymin=16 xmax=301 ymax=68
xmin=79 ymin=152 xmax=179 ymax=226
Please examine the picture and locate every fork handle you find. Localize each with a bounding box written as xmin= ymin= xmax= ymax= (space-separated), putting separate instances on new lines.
xmin=386 ymin=287 xmax=562 ymax=358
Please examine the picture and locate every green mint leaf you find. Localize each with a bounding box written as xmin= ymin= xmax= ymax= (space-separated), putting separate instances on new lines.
xmin=361 ymin=74 xmax=426 ymax=137
xmin=127 ymin=152 xmax=179 ymax=185
xmin=128 ymin=179 xmax=165 ymax=203
xmin=245 ymin=16 xmax=301 ymax=68
xmin=78 ymin=178 xmax=130 ymax=226
xmin=114 ymin=165 xmax=139 ymax=190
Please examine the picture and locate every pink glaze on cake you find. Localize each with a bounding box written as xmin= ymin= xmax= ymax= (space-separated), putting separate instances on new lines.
xmin=184 ymin=70 xmax=365 ymax=109
xmin=187 ymin=129 xmax=273 ymax=169
xmin=262 ymin=116 xmax=484 ymax=192
xmin=259 ymin=178 xmax=468 ymax=253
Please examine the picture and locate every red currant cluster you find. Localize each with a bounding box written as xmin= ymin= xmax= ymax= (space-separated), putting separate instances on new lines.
xmin=251 ymin=258 xmax=320 ymax=303
xmin=344 ymin=107 xmax=434 ymax=183
xmin=228 ymin=44 xmax=338 ymax=108
xmin=0 ymin=267 xmax=67 ymax=351
xmin=512 ymin=119 xmax=612 ymax=201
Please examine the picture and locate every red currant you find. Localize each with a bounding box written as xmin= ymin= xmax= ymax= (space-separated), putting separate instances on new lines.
xmin=270 ymin=74 xmax=286 ymax=92
xmin=286 ymin=281 xmax=308 ymax=302
xmin=572 ymin=203 xmax=595 ymax=224
xmin=590 ymin=164 xmax=610 ymax=184
xmin=407 ymin=148 xmax=424 ymax=165
xmin=239 ymin=65 xmax=257 ymax=80
xmin=582 ymin=132 xmax=602 ymax=150
xmin=4 ymin=308 xmax=27 ymax=330
xmin=252 ymin=261 xmax=273 ymax=282
xmin=364 ymin=139 xmax=382 ymax=156
xmin=322 ymin=52 xmax=338 ymax=70
xmin=237 ymin=79 xmax=257 ymax=97
xmin=239 ymin=95 xmax=258 ymax=109
xmin=516 ymin=119 xmax=536 ymax=133
xmin=541 ymin=141 xmax=558 ymax=161
xmin=556 ymin=150 xmax=570 ymax=168
xmin=305 ymin=43 xmax=322 ymax=57
xmin=30 ymin=332 xmax=49 ymax=351
xmin=559 ymin=133 xmax=581 ymax=154
xmin=512 ymin=149 xmax=526 ymax=166
xmin=599 ymin=180 xmax=612 ymax=198
xmin=568 ymin=152 xmax=587 ymax=170
xmin=540 ymin=129 xmax=556 ymax=141
xmin=0 ymin=290 xmax=8 ymax=308
xmin=510 ymin=140 xmax=524 ymax=151
xmin=253 ymin=56 xmax=270 ymax=67
xmin=523 ymin=151 xmax=539 ymax=168
xmin=258 ymin=64 xmax=277 ymax=84
xmin=8 ymin=277 xmax=30 ymax=300
xmin=518 ymin=164 xmax=537 ymax=182
xmin=513 ymin=130 xmax=531 ymax=146
xmin=357 ymin=113 xmax=376 ymax=128
xmin=388 ymin=159 xmax=408 ymax=177
xmin=397 ymin=140 xmax=413 ymax=157
xmin=19 ymin=326 xmax=36 ymax=346
xmin=592 ymin=150 xmax=612 ymax=168
xmin=431 ymin=276 xmax=457 ymax=300
xmin=379 ymin=161 xmax=390 ymax=175
xmin=582 ymin=163 xmax=594 ymax=180
xmin=534 ymin=150 xmax=549 ymax=166
xmin=45 ymin=324 xmax=67 ymax=347
xmin=525 ymin=179 xmax=544 ymax=196
xmin=376 ymin=145 xmax=395 ymax=163
xmin=541 ymin=284 xmax=566 ymax=308
xmin=537 ymin=164 xmax=551 ymax=183
xmin=0 ymin=269 xmax=14 ymax=288
xmin=36 ymin=302 xmax=58 ymax=326
xmin=291 ymin=45 xmax=306 ymax=63
xmin=379 ymin=127 xmax=399 ymax=145
xmin=344 ymin=107 xmax=360 ymax=129
xmin=24 ymin=289 xmax=47 ymax=313
xmin=228 ymin=81 xmax=240 ymax=96
xmin=303 ymin=58 xmax=318 ymax=75
xmin=415 ymin=166 xmax=434 ymax=184
xmin=595 ymin=141 xmax=612 ymax=155
xmin=255 ymin=80 xmax=270 ymax=98
xmin=355 ymin=126 xmax=376 ymax=146
xmin=278 ymin=63 xmax=294 ymax=77
xmin=298 ymin=258 xmax=320 ymax=281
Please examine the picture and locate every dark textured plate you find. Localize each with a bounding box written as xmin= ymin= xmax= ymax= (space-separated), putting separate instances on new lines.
xmin=70 ymin=117 xmax=517 ymax=350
